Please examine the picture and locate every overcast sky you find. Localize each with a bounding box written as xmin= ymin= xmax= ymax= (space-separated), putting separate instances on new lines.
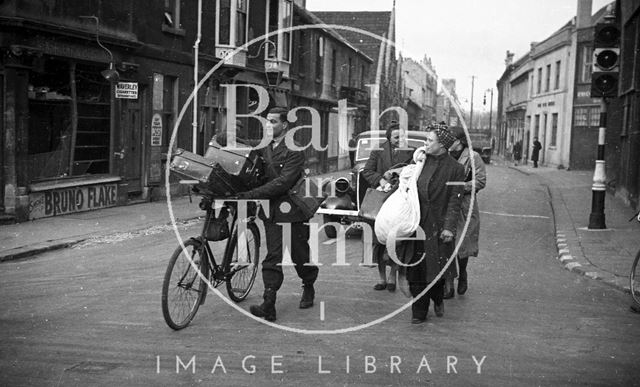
xmin=307 ymin=0 xmax=613 ymax=114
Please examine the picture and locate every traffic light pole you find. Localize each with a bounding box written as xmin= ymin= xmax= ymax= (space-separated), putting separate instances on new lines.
xmin=588 ymin=98 xmax=607 ymax=229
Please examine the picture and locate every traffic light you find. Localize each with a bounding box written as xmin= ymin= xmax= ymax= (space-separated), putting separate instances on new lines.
xmin=590 ymin=22 xmax=620 ymax=98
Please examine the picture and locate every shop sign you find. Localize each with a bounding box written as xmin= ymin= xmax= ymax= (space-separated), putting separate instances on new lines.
xmin=28 ymin=183 xmax=118 ymax=219
xmin=151 ymin=113 xmax=163 ymax=146
xmin=115 ymin=82 xmax=138 ymax=99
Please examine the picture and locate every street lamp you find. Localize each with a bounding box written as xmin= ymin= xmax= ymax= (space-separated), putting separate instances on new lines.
xmin=483 ymin=88 xmax=494 ymax=142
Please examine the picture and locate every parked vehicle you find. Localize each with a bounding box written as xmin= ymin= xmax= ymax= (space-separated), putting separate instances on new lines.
xmin=317 ymin=130 xmax=429 ymax=238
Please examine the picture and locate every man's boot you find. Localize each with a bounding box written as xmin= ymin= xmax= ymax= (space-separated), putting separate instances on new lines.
xmin=299 ymin=283 xmax=315 ymax=309
xmin=457 ymin=257 xmax=468 ymax=295
xmin=250 ymin=288 xmax=277 ymax=321
xmin=443 ymin=278 xmax=455 ymax=299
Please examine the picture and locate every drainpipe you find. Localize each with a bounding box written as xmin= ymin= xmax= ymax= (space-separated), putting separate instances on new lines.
xmin=192 ymin=0 xmax=202 ymax=153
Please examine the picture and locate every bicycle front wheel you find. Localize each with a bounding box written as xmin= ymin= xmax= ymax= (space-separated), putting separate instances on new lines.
xmin=225 ymin=222 xmax=260 ymax=302
xmin=631 ymin=249 xmax=640 ymax=308
xmin=162 ymin=239 xmax=210 ymax=330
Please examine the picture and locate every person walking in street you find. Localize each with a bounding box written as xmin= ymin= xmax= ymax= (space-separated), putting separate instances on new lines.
xmin=443 ymin=127 xmax=487 ymax=299
xmin=361 ymin=122 xmax=414 ymax=292
xmin=234 ymin=107 xmax=319 ymax=322
xmin=348 ymin=132 xmax=358 ymax=168
xmin=531 ymin=137 xmax=542 ymax=168
xmin=404 ymin=125 xmax=464 ymax=323
xmin=513 ymin=140 xmax=522 ymax=166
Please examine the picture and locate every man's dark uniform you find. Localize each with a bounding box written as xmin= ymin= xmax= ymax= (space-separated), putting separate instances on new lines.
xmin=239 ymin=138 xmax=319 ymax=321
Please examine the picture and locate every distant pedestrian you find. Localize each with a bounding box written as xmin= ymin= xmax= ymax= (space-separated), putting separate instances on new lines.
xmin=348 ymin=132 xmax=357 ymax=168
xmin=513 ymin=140 xmax=522 ymax=166
xmin=531 ymin=137 xmax=542 ymax=168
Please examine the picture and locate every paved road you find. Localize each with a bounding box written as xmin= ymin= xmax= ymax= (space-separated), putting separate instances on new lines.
xmin=1 ymin=164 xmax=639 ymax=386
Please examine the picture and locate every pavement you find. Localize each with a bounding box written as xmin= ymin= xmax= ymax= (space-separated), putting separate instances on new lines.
xmin=1 ymin=161 xmax=638 ymax=298
xmin=500 ymin=157 xmax=639 ymax=297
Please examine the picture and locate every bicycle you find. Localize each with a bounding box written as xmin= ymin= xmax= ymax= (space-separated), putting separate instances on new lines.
xmin=161 ymin=191 xmax=260 ymax=330
xmin=630 ymin=210 xmax=640 ymax=313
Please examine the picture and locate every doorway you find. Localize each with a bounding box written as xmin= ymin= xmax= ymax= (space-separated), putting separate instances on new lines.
xmin=118 ymin=86 xmax=145 ymax=197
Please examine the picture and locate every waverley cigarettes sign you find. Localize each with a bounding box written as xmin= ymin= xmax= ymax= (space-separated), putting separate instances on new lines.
xmin=115 ymin=82 xmax=138 ymax=99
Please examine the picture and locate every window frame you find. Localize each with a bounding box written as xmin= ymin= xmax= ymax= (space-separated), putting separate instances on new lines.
xmin=215 ymin=0 xmax=250 ymax=52
xmin=545 ymin=64 xmax=551 ymax=92
xmin=550 ymin=113 xmax=558 ymax=147
xmin=555 ymin=60 xmax=561 ymax=90
xmin=264 ymin=0 xmax=293 ymax=64
xmin=162 ymin=0 xmax=185 ymax=36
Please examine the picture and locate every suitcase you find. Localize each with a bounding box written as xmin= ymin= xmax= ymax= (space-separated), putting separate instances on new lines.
xmin=204 ymin=141 xmax=264 ymax=189
xmin=169 ymin=147 xmax=263 ymax=197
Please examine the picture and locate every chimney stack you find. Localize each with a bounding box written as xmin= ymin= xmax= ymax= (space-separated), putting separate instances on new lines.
xmin=576 ymin=0 xmax=593 ymax=30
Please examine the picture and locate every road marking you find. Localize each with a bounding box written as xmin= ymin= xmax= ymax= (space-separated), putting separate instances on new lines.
xmin=480 ymin=210 xmax=549 ymax=219
xmin=320 ymin=301 xmax=325 ymax=321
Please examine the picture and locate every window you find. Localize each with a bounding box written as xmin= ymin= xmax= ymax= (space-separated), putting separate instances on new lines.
xmin=574 ymin=107 xmax=589 ymax=126
xmin=163 ymin=0 xmax=183 ymax=34
xmin=534 ymin=114 xmax=540 ymax=138
xmin=537 ymin=68 xmax=542 ymax=94
xmin=580 ymin=46 xmax=593 ymax=83
xmin=27 ymin=60 xmax=114 ymax=180
xmin=297 ymin=30 xmax=306 ymax=76
xmin=265 ymin=0 xmax=293 ymax=62
xmin=545 ymin=64 xmax=551 ymax=92
xmin=162 ymin=75 xmax=178 ymax=148
xmin=331 ymin=49 xmax=337 ymax=86
xmin=543 ymin=114 xmax=548 ymax=140
xmin=315 ymin=36 xmax=324 ymax=81
xmin=348 ymin=57 xmax=353 ymax=87
xmin=216 ymin=0 xmax=248 ymax=49
xmin=550 ymin=113 xmax=558 ymax=146
xmin=555 ymin=61 xmax=561 ymax=90
xmin=361 ymin=64 xmax=366 ymax=89
xmin=589 ymin=107 xmax=600 ymax=127
xmin=281 ymin=0 xmax=292 ymax=61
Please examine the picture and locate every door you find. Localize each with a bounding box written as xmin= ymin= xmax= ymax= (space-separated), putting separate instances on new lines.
xmin=118 ymin=86 xmax=145 ymax=196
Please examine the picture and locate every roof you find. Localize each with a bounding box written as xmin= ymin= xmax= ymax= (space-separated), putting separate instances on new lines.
xmin=296 ymin=6 xmax=373 ymax=62
xmin=311 ymin=11 xmax=393 ymax=71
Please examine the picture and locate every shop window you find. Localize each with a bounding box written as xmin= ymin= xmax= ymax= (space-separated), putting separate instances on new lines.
xmin=27 ymin=59 xmax=111 ymax=180
xmin=73 ymin=64 xmax=111 ymax=175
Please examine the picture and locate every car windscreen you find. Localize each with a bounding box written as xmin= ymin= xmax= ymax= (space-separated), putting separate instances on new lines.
xmin=355 ymin=138 xmax=425 ymax=161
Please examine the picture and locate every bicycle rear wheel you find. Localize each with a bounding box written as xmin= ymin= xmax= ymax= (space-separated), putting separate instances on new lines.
xmin=631 ymin=249 xmax=640 ymax=308
xmin=225 ymin=222 xmax=260 ymax=302
xmin=162 ymin=239 xmax=210 ymax=330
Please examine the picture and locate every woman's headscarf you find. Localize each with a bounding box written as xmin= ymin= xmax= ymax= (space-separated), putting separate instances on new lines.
xmin=427 ymin=123 xmax=457 ymax=149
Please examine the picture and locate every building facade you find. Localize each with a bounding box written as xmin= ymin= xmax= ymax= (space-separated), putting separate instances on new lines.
xmin=0 ymin=0 xmax=376 ymax=222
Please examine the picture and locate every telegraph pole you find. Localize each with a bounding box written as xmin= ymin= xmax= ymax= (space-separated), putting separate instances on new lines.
xmin=469 ymin=76 xmax=475 ymax=130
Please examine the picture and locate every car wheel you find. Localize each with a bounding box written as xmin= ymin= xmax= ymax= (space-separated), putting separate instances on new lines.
xmin=323 ymin=215 xmax=338 ymax=238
